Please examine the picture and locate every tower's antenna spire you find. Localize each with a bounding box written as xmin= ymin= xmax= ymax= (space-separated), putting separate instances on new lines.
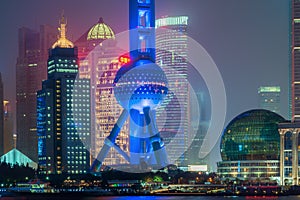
xmin=52 ymin=10 xmax=74 ymax=49
xmin=60 ymin=9 xmax=66 ymax=24
xmin=59 ymin=9 xmax=67 ymax=39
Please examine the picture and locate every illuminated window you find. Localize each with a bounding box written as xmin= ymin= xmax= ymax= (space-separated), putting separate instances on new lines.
xmin=138 ymin=9 xmax=150 ymax=28
xmin=138 ymin=0 xmax=150 ymax=4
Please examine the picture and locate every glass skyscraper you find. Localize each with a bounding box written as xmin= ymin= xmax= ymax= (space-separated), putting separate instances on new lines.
xmin=37 ymin=15 xmax=90 ymax=175
xmin=277 ymin=0 xmax=300 ymax=186
xmin=155 ymin=16 xmax=189 ymax=166
xmin=258 ymin=86 xmax=280 ymax=114
xmin=291 ymin=0 xmax=300 ymax=121
xmin=16 ymin=25 xmax=57 ymax=161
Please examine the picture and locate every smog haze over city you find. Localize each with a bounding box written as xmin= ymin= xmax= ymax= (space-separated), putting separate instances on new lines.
xmin=0 ymin=0 xmax=289 ymax=165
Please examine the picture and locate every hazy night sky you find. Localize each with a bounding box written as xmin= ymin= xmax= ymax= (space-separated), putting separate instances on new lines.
xmin=0 ymin=0 xmax=290 ymax=167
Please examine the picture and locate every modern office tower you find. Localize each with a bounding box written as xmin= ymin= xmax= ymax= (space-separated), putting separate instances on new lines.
xmin=258 ymin=86 xmax=281 ymax=114
xmin=3 ymin=100 xmax=14 ymax=154
xmin=16 ymin=25 xmax=57 ymax=161
xmin=0 ymin=73 xmax=3 ymax=156
xmin=186 ymin=89 xmax=210 ymax=166
xmin=155 ymin=16 xmax=189 ymax=166
xmin=218 ymin=109 xmax=285 ymax=182
xmin=291 ymin=0 xmax=300 ymax=121
xmin=37 ymin=15 xmax=90 ymax=175
xmin=75 ymin=18 xmax=129 ymax=166
xmin=277 ymin=0 xmax=300 ymax=186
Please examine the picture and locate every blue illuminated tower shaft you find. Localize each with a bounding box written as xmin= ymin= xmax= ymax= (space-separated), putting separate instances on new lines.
xmin=129 ymin=107 xmax=168 ymax=165
xmin=92 ymin=0 xmax=169 ymax=170
xmin=128 ymin=0 xmax=167 ymax=166
xmin=129 ymin=0 xmax=155 ymax=61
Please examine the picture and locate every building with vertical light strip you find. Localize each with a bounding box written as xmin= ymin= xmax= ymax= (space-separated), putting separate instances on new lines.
xmin=37 ymin=15 xmax=90 ymax=176
xmin=258 ymin=86 xmax=280 ymax=114
xmin=0 ymin=72 xmax=3 ymax=156
xmin=75 ymin=18 xmax=129 ymax=167
xmin=278 ymin=0 xmax=300 ymax=186
xmin=155 ymin=16 xmax=189 ymax=166
xmin=291 ymin=0 xmax=300 ymax=121
xmin=3 ymin=100 xmax=14 ymax=154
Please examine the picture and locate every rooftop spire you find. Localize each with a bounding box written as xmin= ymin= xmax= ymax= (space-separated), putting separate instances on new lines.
xmin=52 ymin=10 xmax=74 ymax=49
xmin=98 ymin=17 xmax=104 ymax=23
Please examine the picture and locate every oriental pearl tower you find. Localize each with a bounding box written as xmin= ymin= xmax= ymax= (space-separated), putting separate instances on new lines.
xmin=91 ymin=0 xmax=169 ymax=172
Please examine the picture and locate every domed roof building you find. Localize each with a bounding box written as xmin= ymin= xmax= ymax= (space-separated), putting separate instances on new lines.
xmin=87 ymin=17 xmax=115 ymax=41
xmin=74 ymin=18 xmax=129 ymax=167
xmin=217 ymin=109 xmax=285 ymax=182
xmin=75 ymin=17 xmax=116 ymax=55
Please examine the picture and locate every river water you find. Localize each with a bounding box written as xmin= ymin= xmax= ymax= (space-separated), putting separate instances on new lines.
xmin=3 ymin=196 xmax=300 ymax=200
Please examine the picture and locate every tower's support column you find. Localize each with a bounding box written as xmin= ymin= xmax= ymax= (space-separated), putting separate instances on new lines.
xmin=279 ymin=129 xmax=286 ymax=186
xmin=292 ymin=129 xmax=299 ymax=185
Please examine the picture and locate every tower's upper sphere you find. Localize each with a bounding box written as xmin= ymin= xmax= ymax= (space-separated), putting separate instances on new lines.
xmin=114 ymin=58 xmax=168 ymax=112
xmin=87 ymin=17 xmax=115 ymax=40
xmin=220 ymin=109 xmax=285 ymax=161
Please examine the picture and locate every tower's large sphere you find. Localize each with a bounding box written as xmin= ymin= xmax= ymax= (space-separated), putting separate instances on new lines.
xmin=220 ymin=109 xmax=285 ymax=161
xmin=114 ymin=58 xmax=168 ymax=112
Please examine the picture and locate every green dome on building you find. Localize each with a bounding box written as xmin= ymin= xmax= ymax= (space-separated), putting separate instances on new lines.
xmin=87 ymin=17 xmax=115 ymax=41
xmin=220 ymin=109 xmax=285 ymax=161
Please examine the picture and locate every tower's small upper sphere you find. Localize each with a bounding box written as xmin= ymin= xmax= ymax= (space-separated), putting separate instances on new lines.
xmin=87 ymin=17 xmax=115 ymax=40
xmin=220 ymin=109 xmax=285 ymax=161
xmin=114 ymin=58 xmax=168 ymax=112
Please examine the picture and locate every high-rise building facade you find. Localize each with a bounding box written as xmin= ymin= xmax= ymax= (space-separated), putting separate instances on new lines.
xmin=155 ymin=16 xmax=189 ymax=166
xmin=37 ymin=16 xmax=90 ymax=175
xmin=291 ymin=0 xmax=300 ymax=121
xmin=277 ymin=0 xmax=300 ymax=186
xmin=16 ymin=25 xmax=57 ymax=161
xmin=3 ymin=100 xmax=14 ymax=154
xmin=258 ymin=86 xmax=280 ymax=114
xmin=75 ymin=19 xmax=129 ymax=166
xmin=0 ymin=73 xmax=3 ymax=156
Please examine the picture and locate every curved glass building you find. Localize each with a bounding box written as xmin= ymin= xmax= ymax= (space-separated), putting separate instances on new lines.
xmin=217 ymin=109 xmax=285 ymax=182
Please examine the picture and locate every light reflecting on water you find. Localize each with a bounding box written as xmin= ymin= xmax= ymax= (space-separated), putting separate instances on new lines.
xmin=3 ymin=196 xmax=300 ymax=200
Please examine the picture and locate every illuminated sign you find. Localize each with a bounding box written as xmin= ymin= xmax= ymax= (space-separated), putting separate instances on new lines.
xmin=28 ymin=63 xmax=37 ymax=67
xmin=119 ymin=55 xmax=131 ymax=64
xmin=188 ymin=165 xmax=208 ymax=172
xmin=155 ymin=16 xmax=188 ymax=28
xmin=258 ymin=86 xmax=280 ymax=93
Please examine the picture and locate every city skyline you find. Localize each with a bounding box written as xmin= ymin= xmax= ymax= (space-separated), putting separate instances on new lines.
xmin=0 ymin=0 xmax=290 ymax=165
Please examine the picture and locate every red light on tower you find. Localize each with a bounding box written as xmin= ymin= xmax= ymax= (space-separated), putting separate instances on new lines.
xmin=119 ymin=55 xmax=131 ymax=64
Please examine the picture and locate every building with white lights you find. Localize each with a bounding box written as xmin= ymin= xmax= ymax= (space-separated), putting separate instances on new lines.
xmin=37 ymin=15 xmax=90 ymax=175
xmin=277 ymin=0 xmax=300 ymax=186
xmin=75 ymin=18 xmax=129 ymax=166
xmin=155 ymin=16 xmax=189 ymax=166
xmin=258 ymin=86 xmax=280 ymax=114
